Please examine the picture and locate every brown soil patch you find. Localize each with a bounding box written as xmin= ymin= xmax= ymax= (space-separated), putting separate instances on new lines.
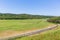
xmin=0 ymin=29 xmax=38 ymax=38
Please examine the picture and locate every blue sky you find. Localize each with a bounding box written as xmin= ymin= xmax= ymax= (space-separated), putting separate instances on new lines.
xmin=0 ymin=0 xmax=60 ymax=16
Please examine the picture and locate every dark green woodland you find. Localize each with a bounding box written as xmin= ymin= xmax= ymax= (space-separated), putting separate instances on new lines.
xmin=0 ymin=13 xmax=53 ymax=20
xmin=0 ymin=13 xmax=60 ymax=23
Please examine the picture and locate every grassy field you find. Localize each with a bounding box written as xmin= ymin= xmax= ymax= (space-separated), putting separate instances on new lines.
xmin=0 ymin=19 xmax=53 ymax=31
xmin=15 ymin=24 xmax=60 ymax=40
xmin=0 ymin=19 xmax=56 ymax=40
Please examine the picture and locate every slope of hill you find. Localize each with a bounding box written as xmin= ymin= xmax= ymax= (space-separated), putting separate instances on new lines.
xmin=0 ymin=13 xmax=53 ymax=20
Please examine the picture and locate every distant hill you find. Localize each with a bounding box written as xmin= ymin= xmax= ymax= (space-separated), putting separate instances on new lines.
xmin=0 ymin=13 xmax=54 ymax=20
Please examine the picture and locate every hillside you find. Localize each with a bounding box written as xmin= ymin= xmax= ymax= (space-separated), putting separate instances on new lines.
xmin=0 ymin=13 xmax=53 ymax=20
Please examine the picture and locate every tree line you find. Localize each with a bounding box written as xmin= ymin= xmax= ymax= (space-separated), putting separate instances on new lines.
xmin=0 ymin=13 xmax=53 ymax=20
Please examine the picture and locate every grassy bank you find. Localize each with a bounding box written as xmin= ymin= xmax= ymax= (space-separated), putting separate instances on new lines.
xmin=16 ymin=25 xmax=60 ymax=40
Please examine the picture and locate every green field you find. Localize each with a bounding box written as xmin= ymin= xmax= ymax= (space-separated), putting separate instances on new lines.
xmin=0 ymin=19 xmax=53 ymax=31
xmin=0 ymin=19 xmax=57 ymax=40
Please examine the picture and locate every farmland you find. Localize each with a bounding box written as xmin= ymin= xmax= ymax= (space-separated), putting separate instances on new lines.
xmin=0 ymin=19 xmax=53 ymax=31
xmin=0 ymin=19 xmax=56 ymax=40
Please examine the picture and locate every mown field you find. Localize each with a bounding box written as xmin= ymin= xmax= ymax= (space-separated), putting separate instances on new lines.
xmin=15 ymin=24 xmax=60 ymax=40
xmin=0 ymin=19 xmax=53 ymax=31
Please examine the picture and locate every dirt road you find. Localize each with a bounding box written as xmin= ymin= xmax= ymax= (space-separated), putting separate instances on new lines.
xmin=0 ymin=25 xmax=58 ymax=40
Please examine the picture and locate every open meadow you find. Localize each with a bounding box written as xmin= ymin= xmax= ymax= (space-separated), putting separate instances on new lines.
xmin=15 ymin=19 xmax=60 ymax=40
xmin=0 ymin=19 xmax=55 ymax=40
xmin=16 ymin=27 xmax=60 ymax=40
xmin=0 ymin=19 xmax=53 ymax=31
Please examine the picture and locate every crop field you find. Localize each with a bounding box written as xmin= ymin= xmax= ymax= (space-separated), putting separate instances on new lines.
xmin=0 ymin=19 xmax=53 ymax=31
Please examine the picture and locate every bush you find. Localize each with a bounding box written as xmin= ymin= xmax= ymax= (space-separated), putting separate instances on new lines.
xmin=47 ymin=17 xmax=60 ymax=23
